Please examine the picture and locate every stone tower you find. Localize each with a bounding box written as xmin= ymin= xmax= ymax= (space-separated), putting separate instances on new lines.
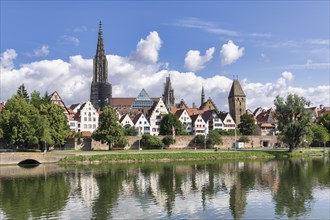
xmin=162 ymin=75 xmax=175 ymax=110
xmin=90 ymin=21 xmax=112 ymax=110
xmin=201 ymin=86 xmax=205 ymax=107
xmin=228 ymin=79 xmax=246 ymax=125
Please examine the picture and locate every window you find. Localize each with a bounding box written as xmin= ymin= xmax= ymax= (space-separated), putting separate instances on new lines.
xmin=70 ymin=122 xmax=75 ymax=127
xmin=84 ymin=124 xmax=87 ymax=129
xmin=84 ymin=117 xmax=87 ymax=121
xmin=88 ymin=117 xmax=91 ymax=121
xmin=93 ymin=124 xmax=96 ymax=128
xmin=139 ymin=121 xmax=142 ymax=124
xmin=144 ymin=121 xmax=147 ymax=124
xmin=93 ymin=118 xmax=96 ymax=122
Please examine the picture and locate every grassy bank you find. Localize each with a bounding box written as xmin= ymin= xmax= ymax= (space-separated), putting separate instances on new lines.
xmin=58 ymin=149 xmax=328 ymax=164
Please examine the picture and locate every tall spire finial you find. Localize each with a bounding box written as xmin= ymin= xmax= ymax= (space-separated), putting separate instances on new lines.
xmin=201 ymin=85 xmax=205 ymax=107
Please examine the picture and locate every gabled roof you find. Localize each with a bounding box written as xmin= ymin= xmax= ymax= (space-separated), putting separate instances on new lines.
xmin=176 ymin=99 xmax=188 ymax=109
xmin=119 ymin=114 xmax=128 ymax=123
xmin=218 ymin=111 xmax=231 ymax=122
xmin=228 ymin=79 xmax=245 ymax=98
xmin=255 ymin=108 xmax=273 ymax=123
xmin=69 ymin=103 xmax=80 ymax=110
xmin=132 ymin=113 xmax=143 ymax=124
xmin=190 ymin=114 xmax=204 ymax=124
xmin=201 ymin=109 xmax=219 ymax=122
xmin=199 ymin=97 xmax=218 ymax=112
xmin=112 ymin=98 xmax=136 ymax=107
xmin=174 ymin=109 xmax=185 ymax=118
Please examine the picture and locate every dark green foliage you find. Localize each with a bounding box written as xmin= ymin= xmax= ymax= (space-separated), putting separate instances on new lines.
xmin=317 ymin=112 xmax=330 ymax=134
xmin=162 ymin=135 xmax=175 ymax=146
xmin=159 ymin=113 xmax=185 ymax=135
xmin=17 ymin=84 xmax=29 ymax=103
xmin=238 ymin=136 xmax=250 ymax=143
xmin=274 ymin=94 xmax=313 ymax=152
xmin=124 ymin=127 xmax=138 ymax=136
xmin=311 ymin=124 xmax=329 ymax=146
xmin=0 ymin=91 xmax=70 ymax=150
xmin=92 ymin=106 xmax=127 ymax=149
xmin=238 ymin=114 xmax=255 ymax=135
xmin=207 ymin=130 xmax=223 ymax=147
xmin=215 ymin=129 xmax=239 ymax=136
xmin=193 ymin=135 xmax=205 ymax=146
xmin=140 ymin=134 xmax=164 ymax=149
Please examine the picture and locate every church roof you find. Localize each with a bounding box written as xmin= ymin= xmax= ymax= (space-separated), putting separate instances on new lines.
xmin=228 ymin=80 xmax=246 ymax=98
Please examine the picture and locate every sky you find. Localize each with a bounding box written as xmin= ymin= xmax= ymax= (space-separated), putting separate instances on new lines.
xmin=1 ymin=1 xmax=329 ymax=111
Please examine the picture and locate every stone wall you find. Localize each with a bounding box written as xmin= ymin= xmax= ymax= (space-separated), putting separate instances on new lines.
xmin=89 ymin=135 xmax=278 ymax=150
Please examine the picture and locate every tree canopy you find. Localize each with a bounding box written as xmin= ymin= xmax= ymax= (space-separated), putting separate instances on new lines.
xmin=92 ymin=106 xmax=127 ymax=149
xmin=311 ymin=124 xmax=329 ymax=146
xmin=159 ymin=113 xmax=185 ymax=135
xmin=238 ymin=114 xmax=255 ymax=135
xmin=317 ymin=112 xmax=330 ymax=134
xmin=274 ymin=94 xmax=313 ymax=152
xmin=17 ymin=83 xmax=30 ymax=103
xmin=0 ymin=91 xmax=70 ymax=150
xmin=207 ymin=130 xmax=223 ymax=147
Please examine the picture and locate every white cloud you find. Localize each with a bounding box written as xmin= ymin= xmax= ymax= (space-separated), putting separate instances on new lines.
xmin=28 ymin=45 xmax=49 ymax=57
xmin=73 ymin=26 xmax=88 ymax=32
xmin=308 ymin=39 xmax=330 ymax=46
xmin=1 ymin=34 xmax=329 ymax=111
xmin=184 ymin=47 xmax=215 ymax=72
xmin=133 ymin=31 xmax=161 ymax=64
xmin=0 ymin=49 xmax=17 ymax=70
xmin=284 ymin=59 xmax=330 ymax=70
xmin=220 ymin=40 xmax=244 ymax=66
xmin=60 ymin=35 xmax=80 ymax=46
xmin=173 ymin=17 xmax=239 ymax=37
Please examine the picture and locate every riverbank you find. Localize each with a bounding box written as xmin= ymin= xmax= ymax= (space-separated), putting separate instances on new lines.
xmin=58 ymin=148 xmax=329 ymax=164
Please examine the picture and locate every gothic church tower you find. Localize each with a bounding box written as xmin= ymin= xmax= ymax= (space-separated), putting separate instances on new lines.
xmin=90 ymin=21 xmax=112 ymax=110
xmin=228 ymin=79 xmax=246 ymax=125
xmin=162 ymin=75 xmax=175 ymax=110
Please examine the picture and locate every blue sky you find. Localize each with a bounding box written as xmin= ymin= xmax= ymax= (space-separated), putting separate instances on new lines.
xmin=1 ymin=1 xmax=329 ymax=110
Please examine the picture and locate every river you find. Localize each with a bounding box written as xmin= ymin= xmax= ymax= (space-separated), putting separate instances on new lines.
xmin=0 ymin=158 xmax=329 ymax=219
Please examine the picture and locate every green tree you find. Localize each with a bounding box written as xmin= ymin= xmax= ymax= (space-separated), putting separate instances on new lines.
xmin=274 ymin=94 xmax=313 ymax=152
xmin=207 ymin=130 xmax=223 ymax=148
xmin=17 ymin=83 xmax=30 ymax=103
xmin=124 ymin=127 xmax=138 ymax=136
xmin=238 ymin=136 xmax=250 ymax=143
xmin=40 ymin=104 xmax=70 ymax=146
xmin=92 ymin=106 xmax=127 ymax=149
xmin=140 ymin=134 xmax=164 ymax=149
xmin=317 ymin=112 xmax=330 ymax=134
xmin=311 ymin=124 xmax=329 ymax=147
xmin=0 ymin=95 xmax=39 ymax=148
xmin=159 ymin=113 xmax=185 ymax=135
xmin=238 ymin=114 xmax=255 ymax=135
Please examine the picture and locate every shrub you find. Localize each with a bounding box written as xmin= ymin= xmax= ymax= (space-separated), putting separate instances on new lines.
xmin=193 ymin=135 xmax=205 ymax=146
xmin=124 ymin=127 xmax=138 ymax=136
xmin=238 ymin=136 xmax=250 ymax=143
xmin=162 ymin=135 xmax=175 ymax=146
xmin=140 ymin=134 xmax=164 ymax=149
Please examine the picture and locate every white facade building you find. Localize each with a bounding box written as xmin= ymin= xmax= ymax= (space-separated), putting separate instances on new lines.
xmin=148 ymin=98 xmax=168 ymax=136
xmin=74 ymin=101 xmax=99 ymax=133
xmin=133 ymin=113 xmax=150 ymax=134
xmin=175 ymin=109 xmax=192 ymax=133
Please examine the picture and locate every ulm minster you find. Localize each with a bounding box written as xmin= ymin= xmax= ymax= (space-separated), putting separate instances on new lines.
xmin=1 ymin=21 xmax=329 ymax=151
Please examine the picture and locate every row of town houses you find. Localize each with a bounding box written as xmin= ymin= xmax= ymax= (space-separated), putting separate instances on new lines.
xmin=48 ymin=86 xmax=330 ymax=138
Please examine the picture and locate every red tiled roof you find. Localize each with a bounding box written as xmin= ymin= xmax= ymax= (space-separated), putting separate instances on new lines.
xmin=186 ymin=108 xmax=204 ymax=116
xmin=81 ymin=131 xmax=92 ymax=137
xmin=132 ymin=113 xmax=143 ymax=124
xmin=258 ymin=123 xmax=275 ymax=128
xmin=112 ymin=97 xmax=159 ymax=107
xmin=0 ymin=103 xmax=4 ymax=111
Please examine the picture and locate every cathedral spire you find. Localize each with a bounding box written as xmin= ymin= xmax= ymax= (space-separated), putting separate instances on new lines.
xmin=91 ymin=21 xmax=112 ymax=110
xmin=163 ymin=75 xmax=175 ymax=110
xmin=96 ymin=21 xmax=105 ymax=58
xmin=201 ymin=85 xmax=205 ymax=107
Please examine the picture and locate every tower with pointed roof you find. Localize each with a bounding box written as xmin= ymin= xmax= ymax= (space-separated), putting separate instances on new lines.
xmin=90 ymin=21 xmax=112 ymax=110
xmin=228 ymin=79 xmax=246 ymax=125
xmin=201 ymin=86 xmax=205 ymax=107
xmin=162 ymin=75 xmax=175 ymax=110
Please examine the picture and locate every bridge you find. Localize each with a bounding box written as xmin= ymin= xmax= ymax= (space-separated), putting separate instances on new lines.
xmin=0 ymin=152 xmax=67 ymax=165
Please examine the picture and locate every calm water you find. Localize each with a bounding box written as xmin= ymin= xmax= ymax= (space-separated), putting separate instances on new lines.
xmin=0 ymin=158 xmax=329 ymax=219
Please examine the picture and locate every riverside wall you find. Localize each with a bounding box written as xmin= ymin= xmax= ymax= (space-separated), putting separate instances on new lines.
xmin=77 ymin=135 xmax=278 ymax=150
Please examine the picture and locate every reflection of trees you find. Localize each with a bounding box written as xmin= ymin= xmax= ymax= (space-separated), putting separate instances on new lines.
xmin=229 ymin=162 xmax=256 ymax=220
xmin=91 ymin=167 xmax=126 ymax=219
xmin=273 ymin=159 xmax=314 ymax=218
xmin=0 ymin=174 xmax=69 ymax=219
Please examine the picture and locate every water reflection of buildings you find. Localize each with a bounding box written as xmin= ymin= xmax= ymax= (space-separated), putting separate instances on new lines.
xmin=67 ymin=170 xmax=100 ymax=208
